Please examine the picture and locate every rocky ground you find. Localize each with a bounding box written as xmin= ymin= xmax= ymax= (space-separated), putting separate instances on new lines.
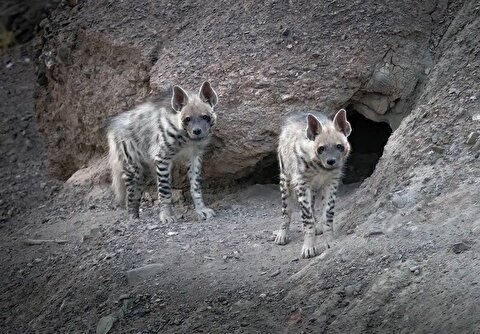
xmin=1 ymin=43 xmax=480 ymax=333
xmin=1 ymin=0 xmax=480 ymax=333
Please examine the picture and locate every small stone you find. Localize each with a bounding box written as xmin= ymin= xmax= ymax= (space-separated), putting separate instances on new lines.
xmin=364 ymin=229 xmax=384 ymax=237
xmin=451 ymin=242 xmax=471 ymax=254
xmin=280 ymin=94 xmax=294 ymax=102
xmin=25 ymin=139 xmax=32 ymax=149
xmin=430 ymin=145 xmax=444 ymax=154
xmin=166 ymin=231 xmax=178 ymax=236
xmin=286 ymin=44 xmax=293 ymax=49
xmin=126 ymin=263 xmax=163 ymax=285
xmin=466 ymin=132 xmax=478 ymax=145
xmin=259 ymin=293 xmax=267 ymax=298
xmin=409 ymin=266 xmax=421 ymax=275
xmin=344 ymin=285 xmax=355 ymax=296
xmin=147 ymin=224 xmax=160 ymax=230
xmin=270 ymin=270 xmax=281 ymax=277
xmin=124 ymin=88 xmax=136 ymax=97
xmin=392 ymin=192 xmax=407 ymax=209
xmin=119 ymin=294 xmax=131 ymax=301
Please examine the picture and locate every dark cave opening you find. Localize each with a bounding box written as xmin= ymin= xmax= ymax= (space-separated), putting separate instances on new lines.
xmin=243 ymin=107 xmax=393 ymax=186
xmin=343 ymin=106 xmax=392 ymax=184
xmin=243 ymin=152 xmax=280 ymax=185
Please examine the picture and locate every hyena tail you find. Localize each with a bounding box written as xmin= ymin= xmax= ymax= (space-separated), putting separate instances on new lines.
xmin=107 ymin=133 xmax=126 ymax=206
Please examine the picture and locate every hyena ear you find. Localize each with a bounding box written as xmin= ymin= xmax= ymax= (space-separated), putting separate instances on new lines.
xmin=333 ymin=109 xmax=352 ymax=137
xmin=172 ymin=86 xmax=189 ymax=112
xmin=199 ymin=81 xmax=218 ymax=107
xmin=306 ymin=114 xmax=322 ymax=141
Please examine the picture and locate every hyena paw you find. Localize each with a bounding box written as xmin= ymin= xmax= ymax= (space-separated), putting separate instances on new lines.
xmin=274 ymin=229 xmax=289 ymax=245
xmin=301 ymin=237 xmax=317 ymax=258
xmin=128 ymin=213 xmax=140 ymax=222
xmin=159 ymin=210 xmax=175 ymax=224
xmin=127 ymin=209 xmax=140 ymax=221
xmin=324 ymin=233 xmax=333 ymax=249
xmin=196 ymin=207 xmax=215 ymax=220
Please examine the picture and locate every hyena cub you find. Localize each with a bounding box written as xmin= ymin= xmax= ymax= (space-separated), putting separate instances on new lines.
xmin=275 ymin=109 xmax=352 ymax=258
xmin=107 ymin=82 xmax=218 ymax=222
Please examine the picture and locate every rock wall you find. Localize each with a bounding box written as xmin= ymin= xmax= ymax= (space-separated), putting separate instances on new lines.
xmin=285 ymin=1 xmax=479 ymax=331
xmin=341 ymin=0 xmax=478 ymax=233
xmin=34 ymin=0 xmax=455 ymax=181
xmin=0 ymin=0 xmax=60 ymax=48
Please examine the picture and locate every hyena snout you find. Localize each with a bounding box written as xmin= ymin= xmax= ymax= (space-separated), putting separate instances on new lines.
xmin=187 ymin=119 xmax=211 ymax=140
xmin=326 ymin=158 xmax=336 ymax=166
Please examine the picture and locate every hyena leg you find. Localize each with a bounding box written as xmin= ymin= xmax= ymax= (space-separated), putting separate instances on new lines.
xmin=323 ymin=184 xmax=338 ymax=249
xmin=275 ymin=172 xmax=292 ymax=245
xmin=120 ymin=141 xmax=143 ymax=219
xmin=155 ymin=154 xmax=175 ymax=224
xmin=188 ymin=153 xmax=214 ymax=219
xmin=311 ymin=190 xmax=317 ymax=229
xmin=315 ymin=187 xmax=328 ymax=236
xmin=124 ymin=164 xmax=143 ymax=219
xmin=295 ymin=183 xmax=317 ymax=258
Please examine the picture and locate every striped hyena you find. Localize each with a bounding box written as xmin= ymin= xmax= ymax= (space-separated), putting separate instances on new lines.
xmin=107 ymin=81 xmax=218 ymax=222
xmin=275 ymin=109 xmax=352 ymax=258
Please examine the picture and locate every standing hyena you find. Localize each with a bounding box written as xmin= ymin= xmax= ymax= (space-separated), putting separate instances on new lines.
xmin=275 ymin=109 xmax=352 ymax=258
xmin=107 ymin=81 xmax=218 ymax=222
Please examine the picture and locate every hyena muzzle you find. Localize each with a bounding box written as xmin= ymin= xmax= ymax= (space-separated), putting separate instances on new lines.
xmin=275 ymin=109 xmax=352 ymax=258
xmin=106 ymin=81 xmax=218 ymax=222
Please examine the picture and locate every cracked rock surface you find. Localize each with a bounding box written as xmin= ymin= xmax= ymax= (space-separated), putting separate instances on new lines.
xmin=35 ymin=0 xmax=460 ymax=181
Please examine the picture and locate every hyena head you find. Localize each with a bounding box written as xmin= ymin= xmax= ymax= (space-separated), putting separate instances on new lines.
xmin=306 ymin=109 xmax=352 ymax=170
xmin=171 ymin=81 xmax=218 ymax=140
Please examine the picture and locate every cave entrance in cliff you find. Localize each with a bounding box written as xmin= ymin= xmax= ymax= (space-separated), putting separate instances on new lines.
xmin=243 ymin=106 xmax=393 ymax=186
xmin=343 ymin=106 xmax=392 ymax=184
xmin=246 ymin=152 xmax=280 ymax=185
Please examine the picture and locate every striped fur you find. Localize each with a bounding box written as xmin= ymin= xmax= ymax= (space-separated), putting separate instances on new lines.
xmin=107 ymin=82 xmax=218 ymax=221
xmin=275 ymin=109 xmax=352 ymax=258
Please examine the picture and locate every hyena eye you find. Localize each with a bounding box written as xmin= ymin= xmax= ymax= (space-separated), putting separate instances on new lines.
xmin=317 ymin=146 xmax=325 ymax=154
xmin=184 ymin=117 xmax=191 ymax=123
xmin=336 ymin=144 xmax=344 ymax=152
xmin=202 ymin=115 xmax=211 ymax=122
